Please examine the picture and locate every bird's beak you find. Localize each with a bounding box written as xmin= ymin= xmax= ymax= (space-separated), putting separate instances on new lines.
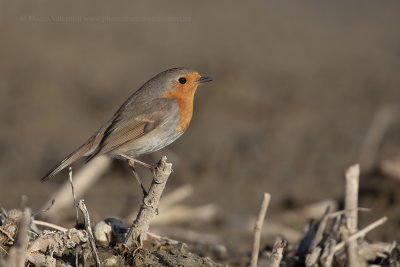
xmin=195 ymin=76 xmax=213 ymax=84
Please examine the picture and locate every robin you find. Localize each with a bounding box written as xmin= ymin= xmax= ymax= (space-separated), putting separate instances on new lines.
xmin=41 ymin=67 xmax=212 ymax=192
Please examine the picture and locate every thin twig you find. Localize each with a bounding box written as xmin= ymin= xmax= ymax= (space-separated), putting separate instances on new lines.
xmin=310 ymin=206 xmax=331 ymax=250
xmin=0 ymin=245 xmax=7 ymax=255
xmin=322 ymin=238 xmax=336 ymax=267
xmin=32 ymin=220 xmax=68 ymax=232
xmin=250 ymin=193 xmax=271 ymax=267
xmin=69 ymin=167 xmax=79 ymax=227
xmin=78 ymin=200 xmax=101 ymax=267
xmin=334 ymin=216 xmax=388 ymax=253
xmin=32 ymin=199 xmax=55 ymax=217
xmin=327 ymin=207 xmax=370 ymax=219
xmin=0 ymin=228 xmax=15 ymax=242
xmin=305 ymin=206 xmax=332 ymax=266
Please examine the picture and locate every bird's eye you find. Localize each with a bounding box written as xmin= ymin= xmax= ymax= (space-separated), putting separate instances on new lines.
xmin=178 ymin=77 xmax=187 ymax=84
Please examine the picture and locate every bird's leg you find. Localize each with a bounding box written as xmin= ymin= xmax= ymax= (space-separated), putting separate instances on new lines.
xmin=130 ymin=158 xmax=155 ymax=172
xmin=127 ymin=160 xmax=148 ymax=196
xmin=121 ymin=155 xmax=156 ymax=177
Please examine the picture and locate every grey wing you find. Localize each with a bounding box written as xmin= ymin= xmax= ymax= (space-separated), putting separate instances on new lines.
xmin=87 ymin=98 xmax=173 ymax=160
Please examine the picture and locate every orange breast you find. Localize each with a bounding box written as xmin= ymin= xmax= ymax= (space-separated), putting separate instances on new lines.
xmin=163 ymin=73 xmax=200 ymax=133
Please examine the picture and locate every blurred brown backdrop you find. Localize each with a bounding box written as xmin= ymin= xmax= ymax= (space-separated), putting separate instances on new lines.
xmin=1 ymin=0 xmax=400 ymax=256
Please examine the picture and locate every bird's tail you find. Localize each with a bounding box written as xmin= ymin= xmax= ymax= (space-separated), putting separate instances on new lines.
xmin=41 ymin=141 xmax=93 ymax=182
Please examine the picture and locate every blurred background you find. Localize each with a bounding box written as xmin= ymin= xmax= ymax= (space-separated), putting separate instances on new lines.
xmin=1 ymin=0 xmax=400 ymax=263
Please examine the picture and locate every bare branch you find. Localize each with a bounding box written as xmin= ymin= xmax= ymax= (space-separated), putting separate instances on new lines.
xmin=124 ymin=156 xmax=172 ymax=245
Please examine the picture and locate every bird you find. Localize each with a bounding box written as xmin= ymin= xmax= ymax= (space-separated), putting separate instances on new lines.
xmin=41 ymin=67 xmax=212 ymax=191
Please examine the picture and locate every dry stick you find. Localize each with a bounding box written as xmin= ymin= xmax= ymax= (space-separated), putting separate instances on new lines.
xmin=69 ymin=167 xmax=79 ymax=227
xmin=322 ymin=238 xmax=337 ymax=267
xmin=250 ymin=193 xmax=271 ymax=267
xmin=40 ymin=156 xmax=111 ymax=220
xmin=32 ymin=199 xmax=55 ymax=218
xmin=78 ymin=200 xmax=101 ymax=267
xmin=327 ymin=207 xmax=370 ymax=219
xmin=0 ymin=227 xmax=15 ymax=242
xmin=124 ymin=156 xmax=172 ymax=245
xmin=0 ymin=208 xmax=31 ymax=267
xmin=344 ymin=164 xmax=363 ymax=267
xmin=334 ymin=216 xmax=388 ymax=253
xmin=306 ymin=206 xmax=332 ymax=267
xmin=358 ymin=240 xmax=395 ymax=260
xmin=310 ymin=206 xmax=331 ymax=250
xmin=269 ymin=239 xmax=287 ymax=267
xmin=68 ymin=168 xmax=82 ymax=266
xmin=32 ymin=220 xmax=67 ymax=232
